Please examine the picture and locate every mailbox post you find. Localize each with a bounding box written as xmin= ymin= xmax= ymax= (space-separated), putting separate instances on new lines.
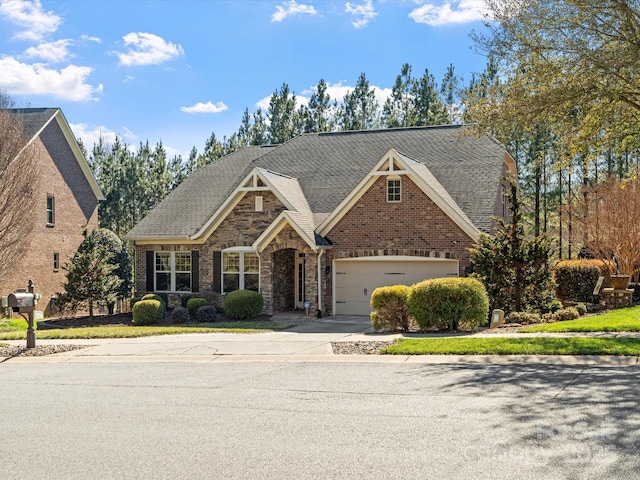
xmin=7 ymin=280 xmax=40 ymax=348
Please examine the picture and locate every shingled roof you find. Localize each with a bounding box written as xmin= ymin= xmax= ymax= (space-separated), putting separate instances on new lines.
xmin=125 ymin=125 xmax=510 ymax=241
xmin=5 ymin=107 xmax=104 ymax=201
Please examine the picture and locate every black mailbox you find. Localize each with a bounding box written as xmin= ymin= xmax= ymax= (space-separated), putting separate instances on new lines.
xmin=8 ymin=292 xmax=37 ymax=312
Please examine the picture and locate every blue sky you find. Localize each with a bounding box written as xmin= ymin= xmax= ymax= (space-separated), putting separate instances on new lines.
xmin=0 ymin=0 xmax=492 ymax=158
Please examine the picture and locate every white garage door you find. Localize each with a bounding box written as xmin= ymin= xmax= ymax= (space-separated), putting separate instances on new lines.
xmin=334 ymin=256 xmax=459 ymax=316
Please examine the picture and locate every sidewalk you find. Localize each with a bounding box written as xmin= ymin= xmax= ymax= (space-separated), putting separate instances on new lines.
xmin=2 ymin=313 xmax=640 ymax=365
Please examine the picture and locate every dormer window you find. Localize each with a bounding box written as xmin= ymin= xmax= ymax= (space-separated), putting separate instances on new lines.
xmin=387 ymin=178 xmax=401 ymax=203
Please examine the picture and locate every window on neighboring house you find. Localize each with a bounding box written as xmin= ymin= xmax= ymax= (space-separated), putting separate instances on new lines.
xmin=223 ymin=250 xmax=259 ymax=293
xmin=387 ymin=178 xmax=401 ymax=203
xmin=53 ymin=252 xmax=59 ymax=270
xmin=155 ymin=251 xmax=191 ymax=292
xmin=46 ymin=195 xmax=55 ymax=225
xmin=501 ymin=184 xmax=507 ymax=218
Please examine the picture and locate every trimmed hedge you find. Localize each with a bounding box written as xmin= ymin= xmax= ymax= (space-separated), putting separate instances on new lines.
xmin=370 ymin=285 xmax=413 ymax=332
xmin=223 ymin=290 xmax=264 ymax=319
xmin=553 ymin=260 xmax=611 ymax=302
xmin=132 ymin=299 xmax=164 ymax=325
xmin=186 ymin=298 xmax=208 ymax=318
xmin=171 ymin=306 xmax=191 ymax=324
xmin=196 ymin=305 xmax=218 ymax=323
xmin=408 ymin=277 xmax=489 ymax=331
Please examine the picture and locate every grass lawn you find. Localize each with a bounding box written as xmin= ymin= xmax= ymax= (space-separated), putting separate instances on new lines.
xmin=382 ymin=337 xmax=640 ymax=356
xmin=519 ymin=306 xmax=640 ymax=333
xmin=0 ymin=318 xmax=291 ymax=340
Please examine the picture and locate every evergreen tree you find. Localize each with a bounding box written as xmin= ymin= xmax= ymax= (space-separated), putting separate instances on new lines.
xmin=382 ymin=63 xmax=416 ymax=128
xmin=339 ymin=72 xmax=379 ymax=131
xmin=440 ymin=63 xmax=461 ymax=124
xmin=57 ymin=229 xmax=123 ymax=319
xmin=267 ymin=83 xmax=298 ymax=144
xmin=305 ymin=79 xmax=336 ymax=132
xmin=470 ymin=183 xmax=555 ymax=315
xmin=413 ymin=68 xmax=448 ymax=126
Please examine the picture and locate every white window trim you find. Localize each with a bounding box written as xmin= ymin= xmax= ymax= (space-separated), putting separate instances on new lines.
xmin=46 ymin=195 xmax=55 ymax=225
xmin=255 ymin=195 xmax=263 ymax=212
xmin=387 ymin=177 xmax=401 ymax=203
xmin=155 ymin=251 xmax=192 ymax=293
xmin=222 ymin=248 xmax=260 ymax=293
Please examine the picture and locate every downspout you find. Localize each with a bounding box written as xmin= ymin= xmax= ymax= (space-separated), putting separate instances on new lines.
xmin=317 ymin=248 xmax=324 ymax=318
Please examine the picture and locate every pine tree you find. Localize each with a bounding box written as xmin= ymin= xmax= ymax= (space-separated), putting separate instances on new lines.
xmin=339 ymin=72 xmax=379 ymax=131
xmin=58 ymin=230 xmax=123 ymax=319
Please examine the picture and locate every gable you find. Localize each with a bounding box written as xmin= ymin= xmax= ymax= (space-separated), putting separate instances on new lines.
xmin=318 ymin=149 xmax=480 ymax=241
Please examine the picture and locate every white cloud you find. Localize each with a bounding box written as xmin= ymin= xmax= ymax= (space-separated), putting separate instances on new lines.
xmin=0 ymin=56 xmax=102 ymax=101
xmin=70 ymin=123 xmax=137 ymax=150
xmin=115 ymin=32 xmax=184 ymax=66
xmin=123 ymin=75 xmax=134 ymax=83
xmin=181 ymin=101 xmax=229 ymax=114
xmin=271 ymin=0 xmax=318 ymax=22
xmin=24 ymin=39 xmax=73 ymax=62
xmin=0 ymin=0 xmax=61 ymax=41
xmin=345 ymin=0 xmax=377 ymax=28
xmin=409 ymin=0 xmax=489 ymax=26
xmin=80 ymin=34 xmax=101 ymax=44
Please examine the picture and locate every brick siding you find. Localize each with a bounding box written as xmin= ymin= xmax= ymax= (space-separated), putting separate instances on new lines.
xmin=0 ymin=120 xmax=99 ymax=315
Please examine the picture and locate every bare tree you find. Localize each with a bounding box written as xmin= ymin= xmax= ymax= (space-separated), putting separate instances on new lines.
xmin=0 ymin=100 xmax=41 ymax=282
xmin=577 ymin=176 xmax=640 ymax=279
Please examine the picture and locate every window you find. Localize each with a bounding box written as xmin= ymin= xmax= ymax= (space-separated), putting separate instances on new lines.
xmin=255 ymin=195 xmax=263 ymax=212
xmin=155 ymin=251 xmax=191 ymax=292
xmin=53 ymin=252 xmax=59 ymax=270
xmin=387 ymin=178 xmax=401 ymax=203
xmin=501 ymin=184 xmax=507 ymax=218
xmin=223 ymin=250 xmax=259 ymax=293
xmin=46 ymin=195 xmax=55 ymax=225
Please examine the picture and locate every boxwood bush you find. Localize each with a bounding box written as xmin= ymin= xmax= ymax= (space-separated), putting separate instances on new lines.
xmin=505 ymin=311 xmax=541 ymax=325
xmin=407 ymin=277 xmax=489 ymax=331
xmin=196 ymin=305 xmax=218 ymax=323
xmin=141 ymin=293 xmax=166 ymax=314
xmin=132 ymin=299 xmax=164 ymax=325
xmin=370 ymin=285 xmax=412 ymax=332
xmin=186 ymin=298 xmax=208 ymax=318
xmin=553 ymin=260 xmax=610 ymax=302
xmin=129 ymin=296 xmax=142 ymax=309
xmin=192 ymin=291 xmax=224 ymax=312
xmin=223 ymin=290 xmax=264 ymax=319
xmin=171 ymin=306 xmax=191 ymax=324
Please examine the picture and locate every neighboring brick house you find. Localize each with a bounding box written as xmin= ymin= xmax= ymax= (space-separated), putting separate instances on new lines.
xmin=125 ymin=125 xmax=516 ymax=316
xmin=4 ymin=108 xmax=104 ymax=315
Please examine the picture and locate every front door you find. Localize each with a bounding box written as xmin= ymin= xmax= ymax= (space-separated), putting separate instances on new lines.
xmin=295 ymin=254 xmax=305 ymax=309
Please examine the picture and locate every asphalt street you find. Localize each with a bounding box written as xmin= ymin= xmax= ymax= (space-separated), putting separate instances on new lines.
xmin=1 ymin=361 xmax=638 ymax=479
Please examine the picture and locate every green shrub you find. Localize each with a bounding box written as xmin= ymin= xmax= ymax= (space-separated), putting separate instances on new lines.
xmin=171 ymin=306 xmax=191 ymax=324
xmin=575 ymin=302 xmax=587 ymax=315
xmin=407 ymin=277 xmax=489 ymax=331
xmin=505 ymin=311 xmax=541 ymax=325
xmin=132 ymin=299 xmax=164 ymax=325
xmin=629 ymin=283 xmax=640 ymax=302
xmin=192 ymin=291 xmax=224 ymax=312
xmin=129 ymin=296 xmax=142 ymax=309
xmin=196 ymin=305 xmax=218 ymax=323
xmin=546 ymin=299 xmax=563 ymax=313
xmin=155 ymin=292 xmax=169 ymax=306
xmin=223 ymin=290 xmax=264 ymax=319
xmin=180 ymin=294 xmax=192 ymax=308
xmin=542 ymin=312 xmax=558 ymax=323
xmin=555 ymin=307 xmax=580 ymax=321
xmin=186 ymin=298 xmax=208 ymax=318
xmin=370 ymin=285 xmax=412 ymax=332
xmin=553 ymin=260 xmax=610 ymax=302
